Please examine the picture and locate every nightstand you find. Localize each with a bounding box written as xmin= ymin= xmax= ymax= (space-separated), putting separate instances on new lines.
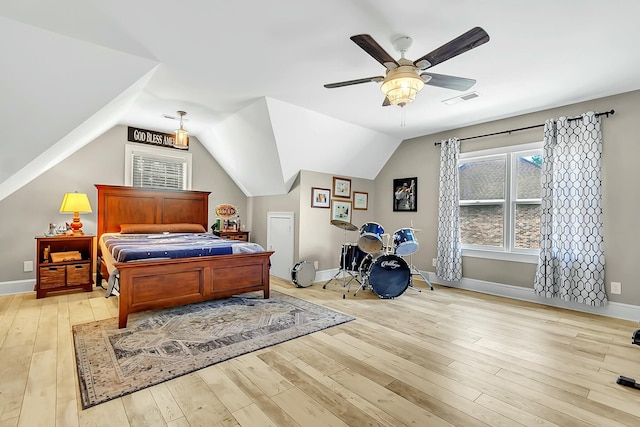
xmin=35 ymin=235 xmax=94 ymax=298
xmin=213 ymin=230 xmax=250 ymax=241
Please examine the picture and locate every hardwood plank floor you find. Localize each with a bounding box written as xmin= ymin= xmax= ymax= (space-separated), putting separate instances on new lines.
xmin=1 ymin=277 xmax=640 ymax=427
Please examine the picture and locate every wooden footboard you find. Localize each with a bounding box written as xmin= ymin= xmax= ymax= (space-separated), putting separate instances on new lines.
xmin=114 ymin=251 xmax=273 ymax=328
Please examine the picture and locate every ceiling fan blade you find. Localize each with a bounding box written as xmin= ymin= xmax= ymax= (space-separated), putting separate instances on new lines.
xmin=350 ymin=34 xmax=399 ymax=70
xmin=421 ymin=73 xmax=477 ymax=91
xmin=324 ymin=76 xmax=384 ymax=88
xmin=382 ymin=97 xmax=391 ymax=107
xmin=413 ymin=27 xmax=489 ymax=69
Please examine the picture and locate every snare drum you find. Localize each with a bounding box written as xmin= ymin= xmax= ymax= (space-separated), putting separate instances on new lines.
xmin=291 ymin=261 xmax=316 ymax=288
xmin=361 ymin=254 xmax=411 ymax=299
xmin=358 ymin=222 xmax=384 ymax=253
xmin=340 ymin=243 xmax=366 ymax=271
xmin=393 ymin=228 xmax=419 ymax=256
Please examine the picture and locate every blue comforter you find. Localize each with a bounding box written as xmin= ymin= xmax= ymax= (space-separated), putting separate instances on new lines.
xmin=102 ymin=233 xmax=263 ymax=262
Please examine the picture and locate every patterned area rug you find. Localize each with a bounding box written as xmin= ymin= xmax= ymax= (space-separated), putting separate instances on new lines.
xmin=72 ymin=291 xmax=354 ymax=409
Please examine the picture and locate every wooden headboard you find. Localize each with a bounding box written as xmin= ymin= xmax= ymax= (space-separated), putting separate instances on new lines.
xmin=95 ymin=185 xmax=210 ymax=239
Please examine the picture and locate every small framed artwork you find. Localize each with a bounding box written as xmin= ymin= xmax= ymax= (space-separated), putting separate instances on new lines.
xmin=311 ymin=187 xmax=330 ymax=208
xmin=353 ymin=191 xmax=368 ymax=210
xmin=331 ymin=200 xmax=352 ymax=223
xmin=393 ymin=177 xmax=417 ymax=212
xmin=332 ymin=176 xmax=351 ymax=199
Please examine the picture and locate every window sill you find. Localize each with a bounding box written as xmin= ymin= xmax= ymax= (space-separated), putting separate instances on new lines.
xmin=462 ymin=248 xmax=538 ymax=264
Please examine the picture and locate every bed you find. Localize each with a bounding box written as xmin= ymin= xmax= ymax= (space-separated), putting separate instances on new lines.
xmin=95 ymin=184 xmax=274 ymax=328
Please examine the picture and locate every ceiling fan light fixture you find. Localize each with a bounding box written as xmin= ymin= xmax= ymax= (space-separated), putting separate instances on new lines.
xmin=381 ymin=67 xmax=425 ymax=107
xmin=174 ymin=110 xmax=189 ymax=150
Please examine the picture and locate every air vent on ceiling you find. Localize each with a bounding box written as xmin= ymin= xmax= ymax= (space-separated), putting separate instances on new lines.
xmin=442 ymin=91 xmax=480 ymax=105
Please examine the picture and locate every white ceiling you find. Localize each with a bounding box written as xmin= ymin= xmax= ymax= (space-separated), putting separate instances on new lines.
xmin=2 ymin=1 xmax=640 ymax=199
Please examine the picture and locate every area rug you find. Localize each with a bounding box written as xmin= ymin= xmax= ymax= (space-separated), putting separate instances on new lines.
xmin=72 ymin=291 xmax=354 ymax=409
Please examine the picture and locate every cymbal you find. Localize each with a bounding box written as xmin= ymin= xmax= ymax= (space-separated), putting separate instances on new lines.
xmin=330 ymin=219 xmax=358 ymax=231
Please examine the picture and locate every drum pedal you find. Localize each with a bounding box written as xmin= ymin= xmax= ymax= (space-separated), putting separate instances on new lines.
xmin=616 ymin=328 xmax=640 ymax=391
xmin=617 ymin=375 xmax=640 ymax=390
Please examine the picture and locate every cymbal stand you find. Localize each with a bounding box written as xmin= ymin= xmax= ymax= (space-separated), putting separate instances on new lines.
xmin=403 ymin=220 xmax=433 ymax=292
xmin=405 ymin=251 xmax=434 ymax=291
xmin=323 ymin=226 xmax=361 ymax=299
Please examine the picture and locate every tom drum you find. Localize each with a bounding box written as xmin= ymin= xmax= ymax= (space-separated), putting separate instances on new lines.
xmin=340 ymin=243 xmax=367 ymax=272
xmin=358 ymin=222 xmax=384 ymax=253
xmin=393 ymin=228 xmax=419 ymax=256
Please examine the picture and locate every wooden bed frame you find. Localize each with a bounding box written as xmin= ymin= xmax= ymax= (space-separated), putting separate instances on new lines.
xmin=95 ymin=184 xmax=274 ymax=328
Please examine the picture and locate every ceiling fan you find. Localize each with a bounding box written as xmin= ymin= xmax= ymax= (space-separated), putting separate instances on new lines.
xmin=324 ymin=27 xmax=490 ymax=107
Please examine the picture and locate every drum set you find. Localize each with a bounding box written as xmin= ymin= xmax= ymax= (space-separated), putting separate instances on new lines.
xmin=323 ymin=219 xmax=433 ymax=299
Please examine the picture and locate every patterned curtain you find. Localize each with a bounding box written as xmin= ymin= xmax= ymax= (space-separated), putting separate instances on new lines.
xmin=534 ymin=112 xmax=607 ymax=306
xmin=436 ymin=137 xmax=462 ymax=281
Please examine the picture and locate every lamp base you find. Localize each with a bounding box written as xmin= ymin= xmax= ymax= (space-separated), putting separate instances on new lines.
xmin=69 ymin=213 xmax=85 ymax=236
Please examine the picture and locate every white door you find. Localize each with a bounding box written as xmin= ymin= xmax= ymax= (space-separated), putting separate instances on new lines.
xmin=267 ymin=212 xmax=294 ymax=280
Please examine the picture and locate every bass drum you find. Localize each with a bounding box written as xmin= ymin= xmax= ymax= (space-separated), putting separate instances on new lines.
xmin=362 ymin=254 xmax=411 ymax=299
xmin=291 ymin=261 xmax=316 ymax=288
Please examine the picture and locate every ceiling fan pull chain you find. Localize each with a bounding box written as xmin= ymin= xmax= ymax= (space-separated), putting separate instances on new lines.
xmin=400 ymin=106 xmax=406 ymax=127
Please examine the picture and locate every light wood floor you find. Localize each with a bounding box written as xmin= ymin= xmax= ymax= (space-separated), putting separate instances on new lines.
xmin=2 ymin=277 xmax=640 ymax=427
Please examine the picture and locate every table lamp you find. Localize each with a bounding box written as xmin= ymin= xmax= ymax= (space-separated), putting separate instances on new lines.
xmin=59 ymin=192 xmax=92 ymax=236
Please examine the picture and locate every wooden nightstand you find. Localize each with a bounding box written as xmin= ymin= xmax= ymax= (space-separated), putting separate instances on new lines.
xmin=35 ymin=235 xmax=94 ymax=298
xmin=213 ymin=230 xmax=250 ymax=241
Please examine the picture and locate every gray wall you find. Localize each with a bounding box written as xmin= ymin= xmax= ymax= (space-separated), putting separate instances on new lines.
xmin=248 ymin=175 xmax=301 ymax=253
xmin=298 ymin=171 xmax=375 ymax=271
xmin=248 ymin=171 xmax=375 ymax=272
xmin=373 ymin=89 xmax=640 ymax=304
xmin=0 ymin=125 xmax=248 ymax=285
xmin=3 ymin=90 xmax=639 ymax=307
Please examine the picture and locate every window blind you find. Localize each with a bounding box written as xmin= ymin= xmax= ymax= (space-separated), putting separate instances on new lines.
xmin=132 ymin=153 xmax=186 ymax=190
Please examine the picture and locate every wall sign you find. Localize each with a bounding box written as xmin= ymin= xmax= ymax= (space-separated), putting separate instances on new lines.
xmin=127 ymin=127 xmax=182 ymax=150
xmin=215 ymin=204 xmax=238 ymax=219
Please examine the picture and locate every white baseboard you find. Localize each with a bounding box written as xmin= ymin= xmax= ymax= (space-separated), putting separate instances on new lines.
xmin=316 ymin=267 xmax=640 ymax=322
xmin=0 ymin=279 xmax=35 ymax=295
xmin=429 ymin=271 xmax=640 ymax=322
xmin=6 ymin=270 xmax=639 ymax=322
xmin=315 ymin=268 xmax=343 ymax=285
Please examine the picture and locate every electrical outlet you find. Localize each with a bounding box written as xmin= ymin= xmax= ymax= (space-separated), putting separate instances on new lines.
xmin=313 ymin=260 xmax=319 ymax=269
xmin=432 ymin=258 xmax=437 ymax=267
xmin=611 ymin=282 xmax=622 ymax=295
xmin=23 ymin=261 xmax=33 ymax=272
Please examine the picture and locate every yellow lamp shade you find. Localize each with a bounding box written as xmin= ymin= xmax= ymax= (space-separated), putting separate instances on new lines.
xmin=59 ymin=192 xmax=92 ymax=213
xmin=59 ymin=192 xmax=92 ymax=236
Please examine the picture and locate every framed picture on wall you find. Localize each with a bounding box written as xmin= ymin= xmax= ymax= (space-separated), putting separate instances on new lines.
xmin=331 ymin=200 xmax=352 ymax=223
xmin=393 ymin=177 xmax=417 ymax=212
xmin=311 ymin=187 xmax=330 ymax=208
xmin=332 ymin=177 xmax=351 ymax=198
xmin=353 ymin=191 xmax=368 ymax=210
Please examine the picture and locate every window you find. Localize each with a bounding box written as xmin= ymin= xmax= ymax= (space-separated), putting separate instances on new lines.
xmin=458 ymin=142 xmax=542 ymax=262
xmin=125 ymin=144 xmax=192 ymax=190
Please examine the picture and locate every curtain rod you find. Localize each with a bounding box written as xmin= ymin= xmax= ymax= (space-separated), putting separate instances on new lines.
xmin=434 ymin=109 xmax=615 ymax=146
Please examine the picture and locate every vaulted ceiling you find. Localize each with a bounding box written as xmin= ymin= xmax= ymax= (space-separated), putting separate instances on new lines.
xmin=2 ymin=1 xmax=640 ymax=201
